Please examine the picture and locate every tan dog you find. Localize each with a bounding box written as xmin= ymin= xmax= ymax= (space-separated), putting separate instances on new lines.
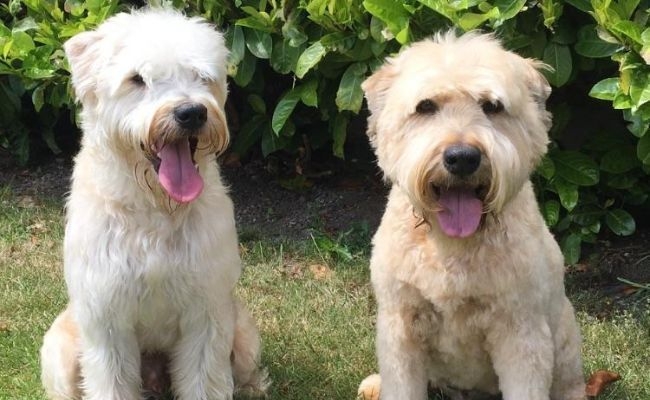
xmin=39 ymin=9 xmax=268 ymax=400
xmin=358 ymin=32 xmax=585 ymax=400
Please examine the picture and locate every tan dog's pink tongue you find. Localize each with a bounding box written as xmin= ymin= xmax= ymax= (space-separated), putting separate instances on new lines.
xmin=157 ymin=140 xmax=203 ymax=203
xmin=436 ymin=188 xmax=483 ymax=238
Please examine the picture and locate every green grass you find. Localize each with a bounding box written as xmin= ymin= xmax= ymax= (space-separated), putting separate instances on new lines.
xmin=1 ymin=188 xmax=649 ymax=400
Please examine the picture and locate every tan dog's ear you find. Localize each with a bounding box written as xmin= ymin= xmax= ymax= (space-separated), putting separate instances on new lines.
xmin=362 ymin=61 xmax=398 ymax=139
xmin=524 ymin=59 xmax=552 ymax=129
xmin=64 ymin=30 xmax=104 ymax=105
xmin=525 ymin=59 xmax=551 ymax=107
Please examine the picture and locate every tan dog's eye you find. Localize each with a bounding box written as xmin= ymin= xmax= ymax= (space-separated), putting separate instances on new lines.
xmin=481 ymin=99 xmax=504 ymax=114
xmin=415 ymin=99 xmax=438 ymax=115
xmin=130 ymin=73 xmax=145 ymax=86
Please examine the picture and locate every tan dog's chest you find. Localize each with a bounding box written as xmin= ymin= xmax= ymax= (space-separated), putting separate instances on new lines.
xmin=405 ymin=292 xmax=501 ymax=392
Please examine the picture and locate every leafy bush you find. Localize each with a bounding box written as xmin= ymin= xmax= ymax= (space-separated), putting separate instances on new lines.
xmin=1 ymin=0 xmax=648 ymax=262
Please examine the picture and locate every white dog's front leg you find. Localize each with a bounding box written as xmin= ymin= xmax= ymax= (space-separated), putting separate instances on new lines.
xmin=376 ymin=307 xmax=429 ymax=400
xmin=171 ymin=300 xmax=235 ymax=400
xmin=77 ymin=317 xmax=141 ymax=400
xmin=487 ymin=318 xmax=554 ymax=400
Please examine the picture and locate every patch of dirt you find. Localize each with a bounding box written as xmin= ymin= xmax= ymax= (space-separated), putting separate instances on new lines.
xmin=1 ymin=154 xmax=648 ymax=301
xmin=0 ymin=155 xmax=388 ymax=241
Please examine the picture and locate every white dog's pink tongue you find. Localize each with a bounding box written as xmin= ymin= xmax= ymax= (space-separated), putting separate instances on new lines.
xmin=436 ymin=188 xmax=483 ymax=238
xmin=157 ymin=140 xmax=203 ymax=203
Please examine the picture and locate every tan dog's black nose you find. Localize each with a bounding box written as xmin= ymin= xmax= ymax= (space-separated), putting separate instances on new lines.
xmin=443 ymin=144 xmax=481 ymax=176
xmin=174 ymin=102 xmax=207 ymax=131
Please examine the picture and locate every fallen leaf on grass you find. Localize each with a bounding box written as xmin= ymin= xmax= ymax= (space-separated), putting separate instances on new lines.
xmin=0 ymin=320 xmax=10 ymax=332
xmin=586 ymin=370 xmax=621 ymax=397
xmin=309 ymin=263 xmax=333 ymax=280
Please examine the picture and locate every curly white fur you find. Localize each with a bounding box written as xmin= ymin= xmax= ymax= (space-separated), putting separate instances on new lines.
xmin=40 ymin=9 xmax=268 ymax=400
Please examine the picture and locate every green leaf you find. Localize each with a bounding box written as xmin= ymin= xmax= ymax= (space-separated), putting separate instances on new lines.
xmin=336 ymin=63 xmax=367 ymax=113
xmin=606 ymin=174 xmax=637 ymax=189
xmin=575 ymin=25 xmax=621 ymax=58
xmin=564 ymin=0 xmax=592 ymax=12
xmin=31 ymin=84 xmax=45 ymax=112
xmin=271 ymin=89 xmax=301 ymax=135
xmin=458 ymin=9 xmax=499 ymax=31
xmin=542 ymin=199 xmax=560 ymax=227
xmin=245 ymin=29 xmax=272 ymax=59
xmin=537 ymin=155 xmax=555 ymax=179
xmin=282 ymin=11 xmax=308 ymax=47
xmin=542 ymin=42 xmax=572 ymax=87
xmin=41 ymin=128 xmax=61 ymax=155
xmin=363 ymin=0 xmax=410 ymax=43
xmin=295 ymin=41 xmax=326 ymax=79
xmin=553 ymin=150 xmax=600 ymax=186
xmin=589 ymin=78 xmax=619 ymax=101
xmin=600 ymin=146 xmax=640 ymax=173
xmin=262 ymin=121 xmax=290 ymax=156
xmin=12 ymin=17 xmax=38 ymax=33
xmin=247 ymin=94 xmax=266 ymax=115
xmin=605 ymin=209 xmax=636 ymax=236
xmin=300 ymin=80 xmax=319 ymax=107
xmin=235 ymin=16 xmax=274 ymax=33
xmin=332 ymin=112 xmax=349 ymax=159
xmin=629 ymin=70 xmax=650 ymax=108
xmin=232 ymin=49 xmax=256 ymax=86
xmin=228 ymin=26 xmax=246 ymax=66
xmin=232 ymin=114 xmax=265 ymax=155
xmin=638 ymin=133 xmax=650 ymax=165
xmin=554 ymin=178 xmax=579 ymax=211
xmin=270 ymin=40 xmax=301 ymax=74
xmin=493 ymin=0 xmax=527 ymax=20
xmin=611 ymin=20 xmax=643 ymax=44
xmin=561 ymin=232 xmax=582 ymax=265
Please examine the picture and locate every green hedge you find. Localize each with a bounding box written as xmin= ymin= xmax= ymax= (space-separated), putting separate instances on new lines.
xmin=1 ymin=0 xmax=649 ymax=262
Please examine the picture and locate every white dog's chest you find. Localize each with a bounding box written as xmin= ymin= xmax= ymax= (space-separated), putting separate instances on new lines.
xmin=136 ymin=269 xmax=183 ymax=350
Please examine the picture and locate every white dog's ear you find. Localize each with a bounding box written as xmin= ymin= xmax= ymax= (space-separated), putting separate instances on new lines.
xmin=64 ymin=30 xmax=104 ymax=105
xmin=214 ymin=104 xmax=230 ymax=156
xmin=362 ymin=62 xmax=398 ymax=138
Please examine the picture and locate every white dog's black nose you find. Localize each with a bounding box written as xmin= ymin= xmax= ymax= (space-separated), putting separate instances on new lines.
xmin=174 ymin=103 xmax=207 ymax=131
xmin=443 ymin=144 xmax=481 ymax=176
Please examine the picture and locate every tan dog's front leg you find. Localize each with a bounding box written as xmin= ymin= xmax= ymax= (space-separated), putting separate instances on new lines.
xmin=376 ymin=307 xmax=429 ymax=400
xmin=487 ymin=317 xmax=554 ymax=400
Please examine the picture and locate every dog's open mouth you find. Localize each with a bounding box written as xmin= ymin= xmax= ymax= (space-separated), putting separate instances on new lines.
xmin=432 ymin=185 xmax=487 ymax=238
xmin=150 ymin=137 xmax=202 ymax=204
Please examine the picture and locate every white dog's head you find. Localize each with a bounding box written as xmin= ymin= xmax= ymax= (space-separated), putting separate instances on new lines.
xmin=65 ymin=8 xmax=229 ymax=204
xmin=363 ymin=32 xmax=551 ymax=238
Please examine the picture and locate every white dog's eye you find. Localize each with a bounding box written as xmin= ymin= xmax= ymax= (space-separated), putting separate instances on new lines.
xmin=130 ymin=73 xmax=146 ymax=86
xmin=481 ymin=100 xmax=504 ymax=114
xmin=415 ymin=99 xmax=438 ymax=115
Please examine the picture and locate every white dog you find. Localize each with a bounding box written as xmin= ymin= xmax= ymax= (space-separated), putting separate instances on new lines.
xmin=40 ymin=9 xmax=268 ymax=400
xmin=358 ymin=32 xmax=585 ymax=400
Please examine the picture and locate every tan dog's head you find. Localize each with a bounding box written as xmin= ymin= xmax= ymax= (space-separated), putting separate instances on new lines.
xmin=65 ymin=8 xmax=229 ymax=204
xmin=363 ymin=32 xmax=551 ymax=238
